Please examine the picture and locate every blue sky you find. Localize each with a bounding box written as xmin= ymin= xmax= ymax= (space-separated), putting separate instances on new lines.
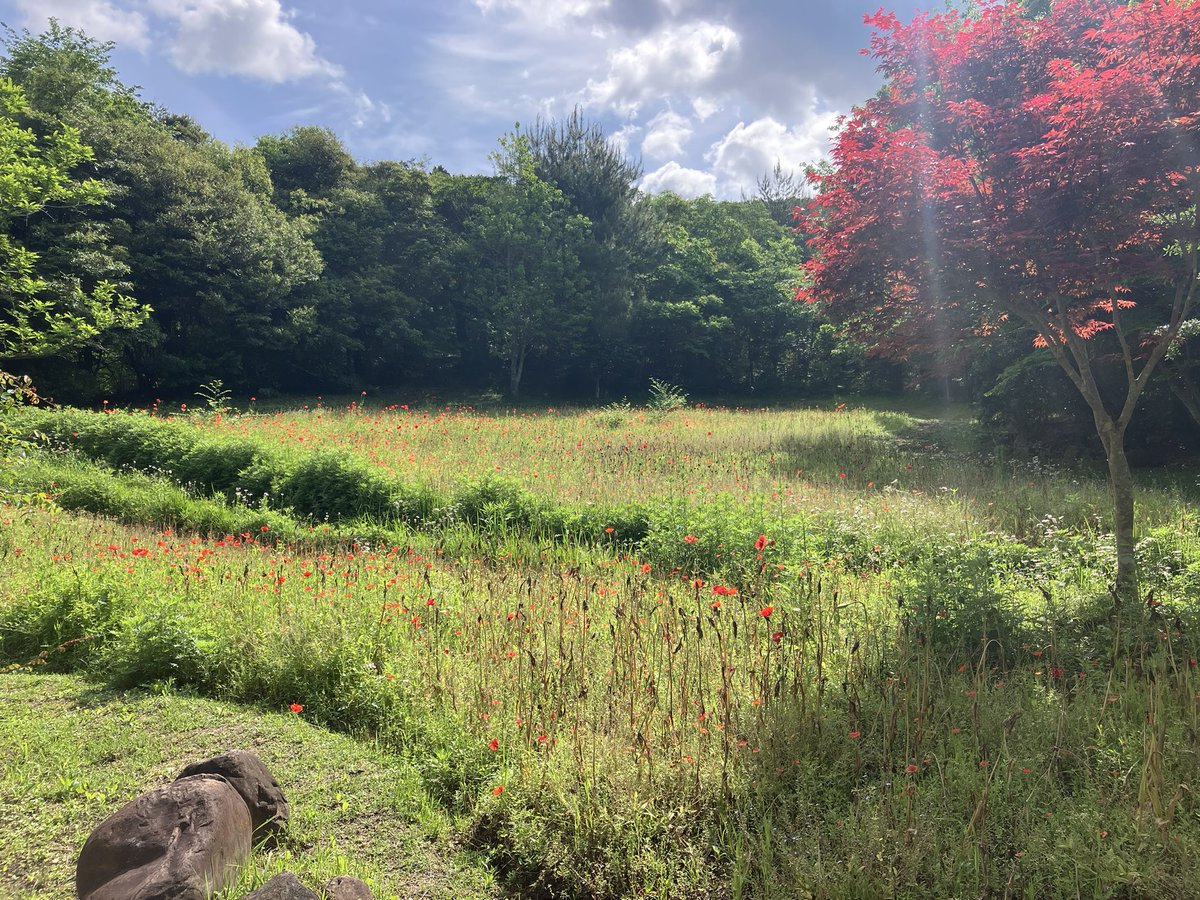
xmin=0 ymin=0 xmax=929 ymax=198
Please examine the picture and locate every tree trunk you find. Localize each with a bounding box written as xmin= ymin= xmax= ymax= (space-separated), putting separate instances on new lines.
xmin=1101 ymin=423 xmax=1139 ymax=602
xmin=509 ymin=345 xmax=525 ymax=400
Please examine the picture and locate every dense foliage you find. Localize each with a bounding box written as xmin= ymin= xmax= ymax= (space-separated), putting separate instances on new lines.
xmin=801 ymin=0 xmax=1200 ymax=595
xmin=0 ymin=26 xmax=869 ymax=408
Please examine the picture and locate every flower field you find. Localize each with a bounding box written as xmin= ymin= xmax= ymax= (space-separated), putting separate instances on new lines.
xmin=2 ymin=400 xmax=1200 ymax=898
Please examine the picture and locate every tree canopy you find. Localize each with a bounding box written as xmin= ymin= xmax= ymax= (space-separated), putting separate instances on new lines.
xmin=0 ymin=74 xmax=144 ymax=361
xmin=801 ymin=0 xmax=1200 ymax=596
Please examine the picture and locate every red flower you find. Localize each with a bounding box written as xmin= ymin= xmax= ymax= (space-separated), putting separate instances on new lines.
xmin=849 ymin=730 xmax=861 ymax=739
xmin=488 ymin=738 xmax=499 ymax=751
xmin=684 ymin=535 xmax=698 ymax=544
xmin=1050 ymin=666 xmax=1063 ymax=680
xmin=289 ymin=703 xmax=303 ymax=714
xmin=712 ymin=585 xmax=737 ymax=596
xmin=491 ymin=785 xmax=504 ymax=795
xmin=905 ymin=764 xmax=918 ymax=774
xmin=754 ymin=534 xmax=767 ymax=552
xmin=771 ymin=631 xmax=783 ymax=643
xmin=760 ymin=606 xmax=774 ymax=618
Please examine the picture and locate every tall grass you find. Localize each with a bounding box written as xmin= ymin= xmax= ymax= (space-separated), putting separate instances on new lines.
xmin=22 ymin=401 xmax=1197 ymax=542
xmin=2 ymin=500 xmax=1198 ymax=896
xmin=2 ymin=399 xmax=1199 ymax=896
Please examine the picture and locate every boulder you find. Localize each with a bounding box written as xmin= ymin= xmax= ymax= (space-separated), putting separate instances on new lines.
xmin=177 ymin=750 xmax=289 ymax=837
xmin=243 ymin=872 xmax=319 ymax=899
xmin=76 ymin=774 xmax=251 ymax=900
xmin=324 ymin=876 xmax=375 ymax=899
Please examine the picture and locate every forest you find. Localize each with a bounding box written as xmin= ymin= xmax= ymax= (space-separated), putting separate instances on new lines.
xmin=0 ymin=24 xmax=879 ymax=406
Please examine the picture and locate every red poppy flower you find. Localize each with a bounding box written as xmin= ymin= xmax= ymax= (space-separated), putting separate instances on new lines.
xmin=754 ymin=535 xmax=767 ymax=552
xmin=760 ymin=606 xmax=774 ymax=618
xmin=491 ymin=785 xmax=504 ymax=795
xmin=289 ymin=703 xmax=303 ymax=714
xmin=488 ymin=738 xmax=499 ymax=751
xmin=684 ymin=535 xmax=698 ymax=544
xmin=771 ymin=631 xmax=783 ymax=643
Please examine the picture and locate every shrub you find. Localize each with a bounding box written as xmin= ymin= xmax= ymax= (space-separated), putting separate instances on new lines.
xmin=274 ymin=452 xmax=397 ymax=522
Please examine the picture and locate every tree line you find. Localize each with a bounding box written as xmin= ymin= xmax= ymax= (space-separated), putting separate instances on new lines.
xmin=0 ymin=24 xmax=888 ymax=405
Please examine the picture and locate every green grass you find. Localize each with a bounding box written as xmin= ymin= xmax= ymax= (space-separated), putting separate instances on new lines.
xmin=2 ymin=399 xmax=1199 ymax=898
xmin=21 ymin=400 xmax=1198 ymax=543
xmin=0 ymin=674 xmax=498 ymax=900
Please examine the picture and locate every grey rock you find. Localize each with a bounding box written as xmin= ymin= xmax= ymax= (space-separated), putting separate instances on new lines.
xmin=243 ymin=872 xmax=319 ymax=899
xmin=177 ymin=749 xmax=289 ymax=837
xmin=76 ymin=774 xmax=252 ymax=900
xmin=324 ymin=876 xmax=374 ymax=900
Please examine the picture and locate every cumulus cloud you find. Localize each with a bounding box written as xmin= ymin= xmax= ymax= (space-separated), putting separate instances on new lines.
xmin=149 ymin=0 xmax=340 ymax=83
xmin=641 ymin=110 xmax=692 ymax=160
xmin=640 ymin=161 xmax=715 ymax=198
xmin=707 ymin=109 xmax=838 ymax=197
xmin=13 ymin=0 xmax=150 ymax=51
xmin=691 ymin=96 xmax=720 ymax=121
xmin=608 ymin=123 xmax=640 ymax=157
xmin=585 ymin=20 xmax=739 ymax=116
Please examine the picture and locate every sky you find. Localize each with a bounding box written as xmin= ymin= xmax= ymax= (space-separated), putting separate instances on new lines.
xmin=0 ymin=0 xmax=931 ymax=199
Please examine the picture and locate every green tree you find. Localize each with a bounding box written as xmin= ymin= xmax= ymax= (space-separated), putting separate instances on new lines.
xmin=0 ymin=75 xmax=144 ymax=362
xmin=255 ymin=125 xmax=355 ymax=209
xmin=468 ymin=131 xmax=589 ymax=399
xmin=527 ymin=110 xmax=653 ymax=397
xmin=635 ymin=193 xmax=839 ymax=396
xmin=3 ymin=25 xmax=322 ymax=395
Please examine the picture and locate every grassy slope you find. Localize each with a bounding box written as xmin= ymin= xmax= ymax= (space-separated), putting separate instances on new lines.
xmin=0 ymin=674 xmax=499 ymax=900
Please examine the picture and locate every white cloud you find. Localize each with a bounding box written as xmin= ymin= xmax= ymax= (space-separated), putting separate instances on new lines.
xmin=149 ymin=0 xmax=340 ymax=83
xmin=329 ymin=81 xmax=391 ymax=129
xmin=640 ymin=161 xmax=715 ymax=198
xmin=585 ymin=20 xmax=739 ymax=116
xmin=707 ymin=110 xmax=837 ymax=198
xmin=608 ymin=123 xmax=640 ymax=157
xmin=641 ymin=110 xmax=692 ymax=160
xmin=475 ymin=0 xmax=610 ymax=27
xmin=691 ymin=96 xmax=719 ymax=121
xmin=14 ymin=0 xmax=150 ymax=51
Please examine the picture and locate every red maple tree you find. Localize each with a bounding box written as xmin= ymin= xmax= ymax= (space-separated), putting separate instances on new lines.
xmin=801 ymin=0 xmax=1200 ymax=598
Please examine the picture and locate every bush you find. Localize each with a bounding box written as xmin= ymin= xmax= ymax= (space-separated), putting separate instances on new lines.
xmin=274 ymin=452 xmax=397 ymax=522
xmin=0 ymin=575 xmax=126 ymax=672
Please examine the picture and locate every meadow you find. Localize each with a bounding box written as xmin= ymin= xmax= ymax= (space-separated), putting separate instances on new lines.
xmin=2 ymin=399 xmax=1199 ymax=898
